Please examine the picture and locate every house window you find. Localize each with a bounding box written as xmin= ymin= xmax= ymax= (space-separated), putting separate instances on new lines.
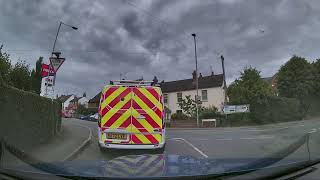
xmin=177 ymin=92 xmax=182 ymax=103
xmin=201 ymin=90 xmax=208 ymax=101
xmin=163 ymin=94 xmax=168 ymax=104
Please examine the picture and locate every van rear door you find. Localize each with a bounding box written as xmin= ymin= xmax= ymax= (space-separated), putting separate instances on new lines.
xmin=99 ymin=86 xmax=132 ymax=144
xmin=130 ymin=87 xmax=164 ymax=145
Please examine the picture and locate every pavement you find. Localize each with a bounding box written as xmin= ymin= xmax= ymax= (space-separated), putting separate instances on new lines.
xmin=2 ymin=117 xmax=320 ymax=169
xmin=2 ymin=119 xmax=92 ymax=167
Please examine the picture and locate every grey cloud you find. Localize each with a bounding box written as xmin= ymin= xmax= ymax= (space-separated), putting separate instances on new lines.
xmin=1 ymin=0 xmax=320 ymax=97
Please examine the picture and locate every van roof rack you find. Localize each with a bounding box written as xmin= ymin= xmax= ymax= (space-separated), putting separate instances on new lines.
xmin=110 ymin=80 xmax=160 ymax=87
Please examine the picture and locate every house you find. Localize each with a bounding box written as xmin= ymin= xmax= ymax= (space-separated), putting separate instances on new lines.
xmin=262 ymin=73 xmax=278 ymax=94
xmin=78 ymin=97 xmax=89 ymax=108
xmin=262 ymin=73 xmax=277 ymax=87
xmin=88 ymin=71 xmax=226 ymax=115
xmin=160 ymin=71 xmax=226 ymax=114
xmin=68 ymin=94 xmax=89 ymax=108
xmin=70 ymin=97 xmax=81 ymax=107
xmin=88 ymin=92 xmax=101 ymax=111
xmin=57 ymin=94 xmax=75 ymax=111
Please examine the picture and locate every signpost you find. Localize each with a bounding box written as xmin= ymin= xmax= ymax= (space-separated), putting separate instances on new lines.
xmin=223 ymin=104 xmax=250 ymax=114
xmin=49 ymin=57 xmax=65 ymax=73
xmin=223 ymin=104 xmax=250 ymax=127
xmin=44 ymin=56 xmax=65 ymax=98
xmin=45 ymin=76 xmax=54 ymax=87
xmin=41 ymin=64 xmax=55 ymax=77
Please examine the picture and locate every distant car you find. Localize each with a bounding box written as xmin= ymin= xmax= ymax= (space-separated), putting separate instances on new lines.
xmin=89 ymin=113 xmax=99 ymax=122
xmin=79 ymin=115 xmax=91 ymax=120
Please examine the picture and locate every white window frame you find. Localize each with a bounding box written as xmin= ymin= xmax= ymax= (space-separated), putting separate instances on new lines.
xmin=163 ymin=94 xmax=168 ymax=104
xmin=177 ymin=92 xmax=182 ymax=103
xmin=201 ymin=89 xmax=208 ymax=102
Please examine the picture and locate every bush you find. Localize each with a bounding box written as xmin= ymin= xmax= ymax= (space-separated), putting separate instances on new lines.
xmin=254 ymin=96 xmax=302 ymax=124
xmin=76 ymin=104 xmax=91 ymax=116
xmin=224 ymin=96 xmax=302 ymax=126
xmin=199 ymin=106 xmax=221 ymax=120
xmin=0 ymin=82 xmax=61 ymax=150
xmin=225 ymin=113 xmax=252 ymax=126
xmin=171 ymin=112 xmax=189 ymax=120
xmin=303 ymin=95 xmax=320 ymax=117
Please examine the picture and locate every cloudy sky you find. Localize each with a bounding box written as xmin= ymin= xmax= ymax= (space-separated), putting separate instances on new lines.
xmin=1 ymin=0 xmax=320 ymax=98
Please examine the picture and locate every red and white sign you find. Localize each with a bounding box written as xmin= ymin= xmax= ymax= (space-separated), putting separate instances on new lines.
xmin=41 ymin=64 xmax=55 ymax=77
xmin=49 ymin=57 xmax=65 ymax=73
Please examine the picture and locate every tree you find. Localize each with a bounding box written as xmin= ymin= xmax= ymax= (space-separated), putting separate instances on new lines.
xmin=277 ymin=56 xmax=314 ymax=100
xmin=31 ymin=57 xmax=43 ymax=94
xmin=313 ymin=59 xmax=320 ymax=96
xmin=227 ymin=67 xmax=273 ymax=106
xmin=227 ymin=67 xmax=273 ymax=123
xmin=9 ymin=60 xmax=32 ymax=91
xmin=178 ymin=95 xmax=197 ymax=118
xmin=0 ymin=45 xmax=11 ymax=83
xmin=76 ymin=104 xmax=90 ymax=115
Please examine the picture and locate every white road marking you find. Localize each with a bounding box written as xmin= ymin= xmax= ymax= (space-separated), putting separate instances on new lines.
xmin=240 ymin=135 xmax=274 ymax=140
xmin=169 ymin=138 xmax=208 ymax=158
xmin=308 ymin=129 xmax=317 ymax=134
xmin=215 ymin=138 xmax=233 ymax=141
xmin=240 ymin=137 xmax=256 ymax=140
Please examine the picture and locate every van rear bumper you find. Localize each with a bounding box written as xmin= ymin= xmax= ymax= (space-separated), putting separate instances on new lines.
xmin=98 ymin=128 xmax=166 ymax=150
xmin=99 ymin=141 xmax=165 ymax=149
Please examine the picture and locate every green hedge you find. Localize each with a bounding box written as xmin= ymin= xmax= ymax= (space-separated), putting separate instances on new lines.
xmin=225 ymin=96 xmax=302 ymax=126
xmin=0 ymin=78 xmax=61 ymax=150
xmin=171 ymin=112 xmax=189 ymax=120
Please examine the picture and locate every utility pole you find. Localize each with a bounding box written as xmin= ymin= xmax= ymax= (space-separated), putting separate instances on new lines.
xmin=221 ymin=55 xmax=227 ymax=103
xmin=221 ymin=55 xmax=228 ymax=126
xmin=192 ymin=33 xmax=199 ymax=127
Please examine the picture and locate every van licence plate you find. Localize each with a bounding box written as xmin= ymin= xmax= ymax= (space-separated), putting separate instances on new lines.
xmin=106 ymin=133 xmax=127 ymax=140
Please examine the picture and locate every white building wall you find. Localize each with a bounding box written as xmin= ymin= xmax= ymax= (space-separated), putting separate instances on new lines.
xmin=78 ymin=97 xmax=89 ymax=108
xmin=62 ymin=95 xmax=75 ymax=110
xmin=164 ymin=86 xmax=225 ymax=114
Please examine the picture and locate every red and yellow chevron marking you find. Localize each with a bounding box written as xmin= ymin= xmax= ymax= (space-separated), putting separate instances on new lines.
xmin=99 ymin=86 xmax=164 ymax=145
xmin=105 ymin=154 xmax=164 ymax=177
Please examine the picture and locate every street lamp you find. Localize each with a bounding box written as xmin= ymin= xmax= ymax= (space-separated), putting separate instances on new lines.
xmin=191 ymin=33 xmax=199 ymax=127
xmin=45 ymin=21 xmax=78 ymax=98
xmin=52 ymin=21 xmax=78 ymax=54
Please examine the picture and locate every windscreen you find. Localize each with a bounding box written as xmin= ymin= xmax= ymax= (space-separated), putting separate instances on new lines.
xmin=1 ymin=0 xmax=320 ymax=179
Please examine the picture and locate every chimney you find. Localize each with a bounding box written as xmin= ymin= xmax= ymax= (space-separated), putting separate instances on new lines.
xmin=211 ymin=71 xmax=214 ymax=76
xmin=192 ymin=70 xmax=197 ymax=86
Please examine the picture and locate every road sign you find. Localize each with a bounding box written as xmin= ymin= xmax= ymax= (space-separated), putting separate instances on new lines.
xmin=49 ymin=57 xmax=65 ymax=73
xmin=223 ymin=105 xmax=236 ymax=114
xmin=236 ymin=104 xmax=250 ymax=113
xmin=223 ymin=104 xmax=250 ymax=114
xmin=41 ymin=64 xmax=55 ymax=77
xmin=44 ymin=76 xmax=54 ymax=87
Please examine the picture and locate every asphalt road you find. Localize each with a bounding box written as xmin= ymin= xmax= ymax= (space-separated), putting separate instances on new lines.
xmin=64 ymin=118 xmax=320 ymax=162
